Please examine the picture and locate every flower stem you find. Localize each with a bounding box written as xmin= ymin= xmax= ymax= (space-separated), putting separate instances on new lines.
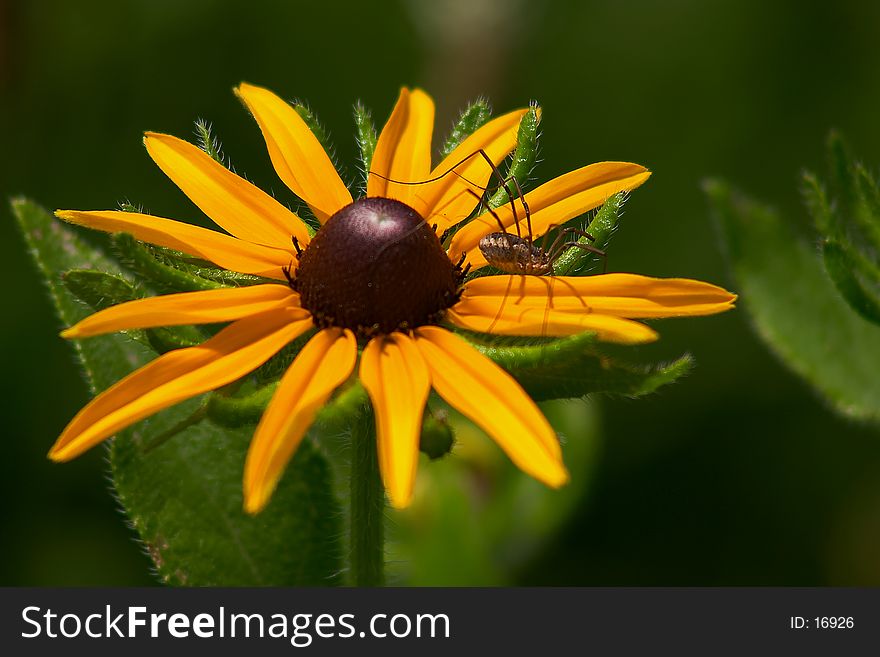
xmin=350 ymin=405 xmax=385 ymax=586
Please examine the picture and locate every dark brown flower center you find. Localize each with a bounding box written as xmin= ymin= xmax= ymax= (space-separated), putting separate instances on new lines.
xmin=291 ymin=197 xmax=461 ymax=337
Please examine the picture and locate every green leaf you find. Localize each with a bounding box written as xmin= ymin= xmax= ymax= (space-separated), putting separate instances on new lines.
xmin=488 ymin=103 xmax=540 ymax=210
xmin=440 ymin=98 xmax=491 ymax=158
xmin=706 ymin=180 xmax=880 ymax=422
xmin=110 ymin=408 xmax=342 ymax=586
xmin=13 ymin=198 xmax=344 ymax=584
xmin=469 ymin=331 xmax=694 ymax=400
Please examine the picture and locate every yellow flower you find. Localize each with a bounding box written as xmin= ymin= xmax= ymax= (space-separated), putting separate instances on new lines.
xmin=50 ymin=83 xmax=736 ymax=513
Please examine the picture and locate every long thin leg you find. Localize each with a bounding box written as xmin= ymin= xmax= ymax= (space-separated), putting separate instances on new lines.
xmin=370 ymin=148 xmax=529 ymax=241
xmin=558 ymin=227 xmax=597 ymax=242
xmin=549 ymin=241 xmax=608 ymax=273
xmin=465 ymin=188 xmax=505 ymax=233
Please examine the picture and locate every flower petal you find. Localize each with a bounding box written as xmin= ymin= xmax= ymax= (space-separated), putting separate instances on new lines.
xmin=235 ymin=82 xmax=352 ymax=223
xmin=414 ymin=326 xmax=568 ymax=488
xmin=359 ymin=333 xmax=431 ymax=509
xmin=49 ymin=308 xmax=311 ymax=462
xmin=62 ymin=284 xmax=303 ymax=339
xmin=144 ymin=132 xmax=311 ymax=248
xmin=448 ymin=162 xmax=651 ymax=268
xmin=413 ymin=108 xmax=530 ymax=231
xmin=461 ymin=274 xmax=738 ymax=318
xmin=448 ymin=297 xmax=659 ymax=344
xmin=366 ymin=88 xmax=435 ymax=205
xmin=244 ymin=328 xmax=357 ymax=514
xmin=56 ymin=210 xmax=293 ymax=279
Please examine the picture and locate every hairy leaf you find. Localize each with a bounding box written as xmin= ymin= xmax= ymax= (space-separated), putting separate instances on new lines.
xmin=13 ymin=198 xmax=343 ymax=585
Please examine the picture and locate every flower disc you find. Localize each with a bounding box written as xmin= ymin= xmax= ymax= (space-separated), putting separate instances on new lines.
xmin=294 ymin=197 xmax=459 ymax=336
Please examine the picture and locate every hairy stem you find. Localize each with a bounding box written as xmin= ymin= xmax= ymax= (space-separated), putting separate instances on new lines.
xmin=349 ymin=405 xmax=385 ymax=586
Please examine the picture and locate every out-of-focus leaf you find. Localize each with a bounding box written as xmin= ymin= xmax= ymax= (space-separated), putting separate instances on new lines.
xmin=706 ymin=180 xmax=880 ymax=422
xmin=13 ymin=198 xmax=343 ymax=585
xmin=387 ymin=398 xmax=599 ymax=585
xmin=804 ymin=134 xmax=880 ymax=326
xmin=822 ymin=240 xmax=880 ymax=325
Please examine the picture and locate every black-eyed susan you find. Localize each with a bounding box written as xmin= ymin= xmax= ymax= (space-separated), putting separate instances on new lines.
xmin=51 ymin=83 xmax=736 ymax=513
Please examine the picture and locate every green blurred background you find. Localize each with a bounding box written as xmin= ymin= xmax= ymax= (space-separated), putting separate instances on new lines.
xmin=3 ymin=0 xmax=880 ymax=585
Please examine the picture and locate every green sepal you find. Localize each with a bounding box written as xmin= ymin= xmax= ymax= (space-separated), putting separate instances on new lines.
xmin=193 ymin=118 xmax=226 ymax=165
xmin=112 ymin=233 xmax=268 ymax=293
xmin=354 ymin=102 xmax=377 ymax=189
xmin=208 ymin=379 xmax=368 ymax=432
xmin=552 ymin=192 xmax=626 ymax=275
xmin=707 ymin=179 xmax=880 ymax=422
xmin=468 ymin=331 xmax=694 ymax=401
xmin=440 ymin=98 xmax=491 ymax=158
xmin=14 ymin=198 xmax=344 ymax=585
xmin=488 ymin=103 xmax=540 ymax=210
xmin=293 ymin=101 xmax=333 ymax=155
xmin=61 ymin=269 xmax=204 ymax=353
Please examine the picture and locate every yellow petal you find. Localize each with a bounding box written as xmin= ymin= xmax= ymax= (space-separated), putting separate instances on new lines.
xmin=448 ymin=162 xmax=651 ymax=268
xmin=56 ymin=210 xmax=293 ymax=279
xmin=366 ymin=88 xmax=435 ymax=205
xmin=144 ymin=132 xmax=311 ymax=248
xmin=359 ymin=333 xmax=431 ymax=509
xmin=235 ymin=82 xmax=352 ymax=223
xmin=413 ymin=108 xmax=530 ymax=231
xmin=244 ymin=328 xmax=357 ymax=514
xmin=448 ymin=297 xmax=659 ymax=344
xmin=62 ymin=284 xmax=303 ymax=339
xmin=461 ymin=274 xmax=738 ymax=318
xmin=414 ymin=326 xmax=568 ymax=488
xmin=49 ymin=308 xmax=311 ymax=462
